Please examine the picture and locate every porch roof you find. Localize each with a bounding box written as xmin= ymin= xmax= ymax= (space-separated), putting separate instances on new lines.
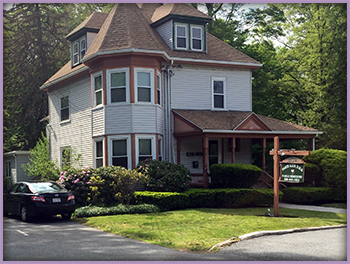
xmin=173 ymin=109 xmax=323 ymax=137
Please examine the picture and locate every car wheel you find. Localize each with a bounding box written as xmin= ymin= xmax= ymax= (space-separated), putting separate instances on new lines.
xmin=61 ymin=213 xmax=72 ymax=220
xmin=21 ymin=206 xmax=31 ymax=222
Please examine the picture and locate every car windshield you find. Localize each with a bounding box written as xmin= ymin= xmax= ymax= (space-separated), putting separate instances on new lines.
xmin=29 ymin=182 xmax=67 ymax=193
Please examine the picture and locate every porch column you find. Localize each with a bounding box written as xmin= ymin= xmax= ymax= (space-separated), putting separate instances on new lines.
xmin=203 ymin=136 xmax=209 ymax=188
xmin=262 ymin=137 xmax=267 ymax=184
xmin=231 ymin=137 xmax=236 ymax=163
xmin=177 ymin=138 xmax=181 ymax=164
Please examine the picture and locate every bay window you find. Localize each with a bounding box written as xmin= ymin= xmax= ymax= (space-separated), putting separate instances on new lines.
xmin=135 ymin=68 xmax=154 ymax=103
xmin=107 ymin=68 xmax=129 ymax=104
xmin=93 ymin=72 xmax=103 ymax=107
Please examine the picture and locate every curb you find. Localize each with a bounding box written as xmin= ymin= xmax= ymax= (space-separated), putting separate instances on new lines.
xmin=208 ymin=224 xmax=347 ymax=252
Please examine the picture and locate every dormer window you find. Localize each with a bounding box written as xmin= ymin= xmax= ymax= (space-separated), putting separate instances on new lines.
xmin=174 ymin=22 xmax=205 ymax=52
xmin=175 ymin=24 xmax=187 ymax=50
xmin=72 ymin=36 xmax=87 ymax=66
xmin=191 ymin=25 xmax=203 ymax=51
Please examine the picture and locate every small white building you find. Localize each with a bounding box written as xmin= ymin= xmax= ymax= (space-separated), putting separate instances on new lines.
xmin=3 ymin=151 xmax=32 ymax=185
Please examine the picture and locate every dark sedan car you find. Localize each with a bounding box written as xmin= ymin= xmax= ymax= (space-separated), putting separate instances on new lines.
xmin=4 ymin=181 xmax=75 ymax=222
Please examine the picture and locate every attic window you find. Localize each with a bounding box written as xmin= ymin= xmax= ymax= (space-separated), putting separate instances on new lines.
xmin=72 ymin=36 xmax=87 ymax=66
xmin=174 ymin=23 xmax=205 ymax=52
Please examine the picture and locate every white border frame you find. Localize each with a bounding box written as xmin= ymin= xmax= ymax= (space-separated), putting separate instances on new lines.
xmin=108 ymin=135 xmax=131 ymax=169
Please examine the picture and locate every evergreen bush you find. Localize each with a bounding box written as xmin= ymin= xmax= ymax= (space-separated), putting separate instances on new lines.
xmin=303 ymin=148 xmax=347 ymax=193
xmin=210 ymin=163 xmax=262 ymax=188
xmin=136 ymin=160 xmax=191 ymax=192
xmin=281 ymin=187 xmax=346 ymax=205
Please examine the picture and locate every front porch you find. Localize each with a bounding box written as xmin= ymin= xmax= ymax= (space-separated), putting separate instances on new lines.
xmin=173 ymin=110 xmax=322 ymax=188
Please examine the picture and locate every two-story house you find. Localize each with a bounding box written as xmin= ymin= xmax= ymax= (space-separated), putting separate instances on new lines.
xmin=40 ymin=3 xmax=322 ymax=187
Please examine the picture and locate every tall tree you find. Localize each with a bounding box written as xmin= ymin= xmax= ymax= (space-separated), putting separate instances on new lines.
xmin=275 ymin=4 xmax=347 ymax=149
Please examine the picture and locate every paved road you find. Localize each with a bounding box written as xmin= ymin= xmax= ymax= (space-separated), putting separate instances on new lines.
xmin=3 ymin=215 xmax=347 ymax=261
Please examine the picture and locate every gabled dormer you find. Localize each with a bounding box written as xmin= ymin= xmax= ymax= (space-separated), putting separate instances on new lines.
xmin=151 ymin=4 xmax=212 ymax=53
xmin=65 ymin=11 xmax=108 ymax=68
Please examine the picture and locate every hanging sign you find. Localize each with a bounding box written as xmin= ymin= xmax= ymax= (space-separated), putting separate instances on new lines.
xmin=280 ymin=157 xmax=305 ymax=183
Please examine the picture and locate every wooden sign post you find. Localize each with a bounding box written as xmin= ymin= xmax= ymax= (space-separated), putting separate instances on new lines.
xmin=269 ymin=136 xmax=310 ymax=217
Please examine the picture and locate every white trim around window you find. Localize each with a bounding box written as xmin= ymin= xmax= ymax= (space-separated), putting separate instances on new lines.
xmin=134 ymin=68 xmax=155 ymax=104
xmin=175 ymin=23 xmax=188 ymax=50
xmin=108 ymin=135 xmax=131 ymax=169
xmin=94 ymin=137 xmax=104 ymax=168
xmin=60 ymin=95 xmax=70 ymax=123
xmin=135 ymin=135 xmax=156 ymax=166
xmin=92 ymin=71 xmax=103 ymax=107
xmin=190 ymin=25 xmax=204 ymax=51
xmin=211 ymin=77 xmax=227 ymax=110
xmin=156 ymin=71 xmax=162 ymax=106
xmin=5 ymin=160 xmax=11 ymax=178
xmin=107 ymin=68 xmax=130 ymax=104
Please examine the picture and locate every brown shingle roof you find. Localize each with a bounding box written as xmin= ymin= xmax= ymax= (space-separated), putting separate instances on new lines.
xmin=173 ymin=109 xmax=321 ymax=133
xmin=42 ymin=3 xmax=261 ymax=89
xmin=66 ymin=11 xmax=108 ymax=40
xmin=151 ymin=3 xmax=211 ymax=23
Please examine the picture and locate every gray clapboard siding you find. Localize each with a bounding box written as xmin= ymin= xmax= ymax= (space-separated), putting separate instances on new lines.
xmin=48 ymin=74 xmax=93 ymax=168
xmin=105 ymin=104 xmax=133 ymax=134
xmin=171 ymin=65 xmax=252 ymax=111
xmin=155 ymin=19 xmax=173 ymax=49
xmin=92 ymin=107 xmax=105 ymax=137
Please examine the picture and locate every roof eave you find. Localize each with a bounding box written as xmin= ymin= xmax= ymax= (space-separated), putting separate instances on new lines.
xmin=39 ymin=65 xmax=89 ymax=90
xmin=202 ymin=130 xmax=323 ymax=135
xmin=82 ymin=48 xmax=263 ymax=68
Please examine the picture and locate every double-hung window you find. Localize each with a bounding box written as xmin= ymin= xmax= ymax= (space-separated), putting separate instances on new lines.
xmin=93 ymin=72 xmax=103 ymax=107
xmin=135 ymin=68 xmax=154 ymax=103
xmin=72 ymin=36 xmax=87 ymax=66
xmin=212 ymin=77 xmax=226 ymax=109
xmin=156 ymin=73 xmax=161 ymax=106
xmin=94 ymin=139 xmax=104 ymax=168
xmin=136 ymin=135 xmax=156 ymax=165
xmin=60 ymin=96 xmax=70 ymax=122
xmin=5 ymin=161 xmax=11 ymax=178
xmin=80 ymin=39 xmax=86 ymax=59
xmin=108 ymin=68 xmax=129 ymax=104
xmin=110 ymin=136 xmax=130 ymax=169
xmin=191 ymin=25 xmax=203 ymax=51
xmin=175 ymin=24 xmax=187 ymax=49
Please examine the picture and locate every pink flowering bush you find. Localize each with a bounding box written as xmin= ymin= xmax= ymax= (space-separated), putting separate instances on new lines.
xmin=58 ymin=167 xmax=93 ymax=206
xmin=58 ymin=166 xmax=147 ymax=206
xmin=137 ymin=160 xmax=191 ymax=192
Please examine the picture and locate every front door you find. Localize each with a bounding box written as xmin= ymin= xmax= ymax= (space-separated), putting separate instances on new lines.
xmin=209 ymin=139 xmax=221 ymax=168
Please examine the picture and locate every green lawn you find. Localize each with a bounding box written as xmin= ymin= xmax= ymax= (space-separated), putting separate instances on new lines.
xmin=74 ymin=207 xmax=346 ymax=252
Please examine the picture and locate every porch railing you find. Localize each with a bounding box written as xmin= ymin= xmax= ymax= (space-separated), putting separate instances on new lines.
xmin=262 ymin=170 xmax=287 ymax=189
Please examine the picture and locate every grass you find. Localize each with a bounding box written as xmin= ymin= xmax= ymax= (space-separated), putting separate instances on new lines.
xmin=321 ymin=203 xmax=347 ymax=209
xmin=74 ymin=207 xmax=346 ymax=252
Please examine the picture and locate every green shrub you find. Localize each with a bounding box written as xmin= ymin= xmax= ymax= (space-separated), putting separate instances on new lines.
xmin=59 ymin=166 xmax=147 ymax=207
xmin=303 ymin=148 xmax=347 ymax=192
xmin=73 ymin=204 xmax=160 ymax=218
xmin=133 ymin=191 xmax=189 ymax=211
xmin=303 ymin=163 xmax=323 ymax=187
xmin=281 ymin=187 xmax=346 ymax=205
xmin=132 ymin=188 xmax=280 ymax=210
xmin=210 ymin=163 xmax=262 ymax=188
xmin=136 ymin=160 xmax=191 ymax=192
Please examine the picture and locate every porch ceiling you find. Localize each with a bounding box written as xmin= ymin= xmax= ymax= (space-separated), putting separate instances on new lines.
xmin=173 ymin=109 xmax=323 ymax=138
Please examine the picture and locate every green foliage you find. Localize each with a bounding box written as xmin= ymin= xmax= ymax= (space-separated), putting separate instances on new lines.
xmin=136 ymin=160 xmax=191 ymax=192
xmin=210 ymin=163 xmax=262 ymax=189
xmin=133 ymin=188 xmax=279 ymax=211
xmin=59 ymin=166 xmax=148 ymax=207
xmin=303 ymin=163 xmax=323 ymax=187
xmin=22 ymin=133 xmax=60 ymax=181
xmin=281 ymin=187 xmax=346 ymax=205
xmin=303 ymin=149 xmax=347 ymax=192
xmin=73 ymin=204 xmax=160 ymax=218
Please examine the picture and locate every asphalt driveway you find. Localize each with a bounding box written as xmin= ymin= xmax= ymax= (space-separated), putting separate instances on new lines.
xmin=3 ymin=215 xmax=347 ymax=261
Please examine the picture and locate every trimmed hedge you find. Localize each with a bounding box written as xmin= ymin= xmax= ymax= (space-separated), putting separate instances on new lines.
xmin=73 ymin=204 xmax=160 ymax=218
xmin=210 ymin=163 xmax=262 ymax=188
xmin=132 ymin=188 xmax=281 ymax=211
xmin=281 ymin=187 xmax=346 ymax=205
xmin=303 ymin=148 xmax=347 ymax=191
